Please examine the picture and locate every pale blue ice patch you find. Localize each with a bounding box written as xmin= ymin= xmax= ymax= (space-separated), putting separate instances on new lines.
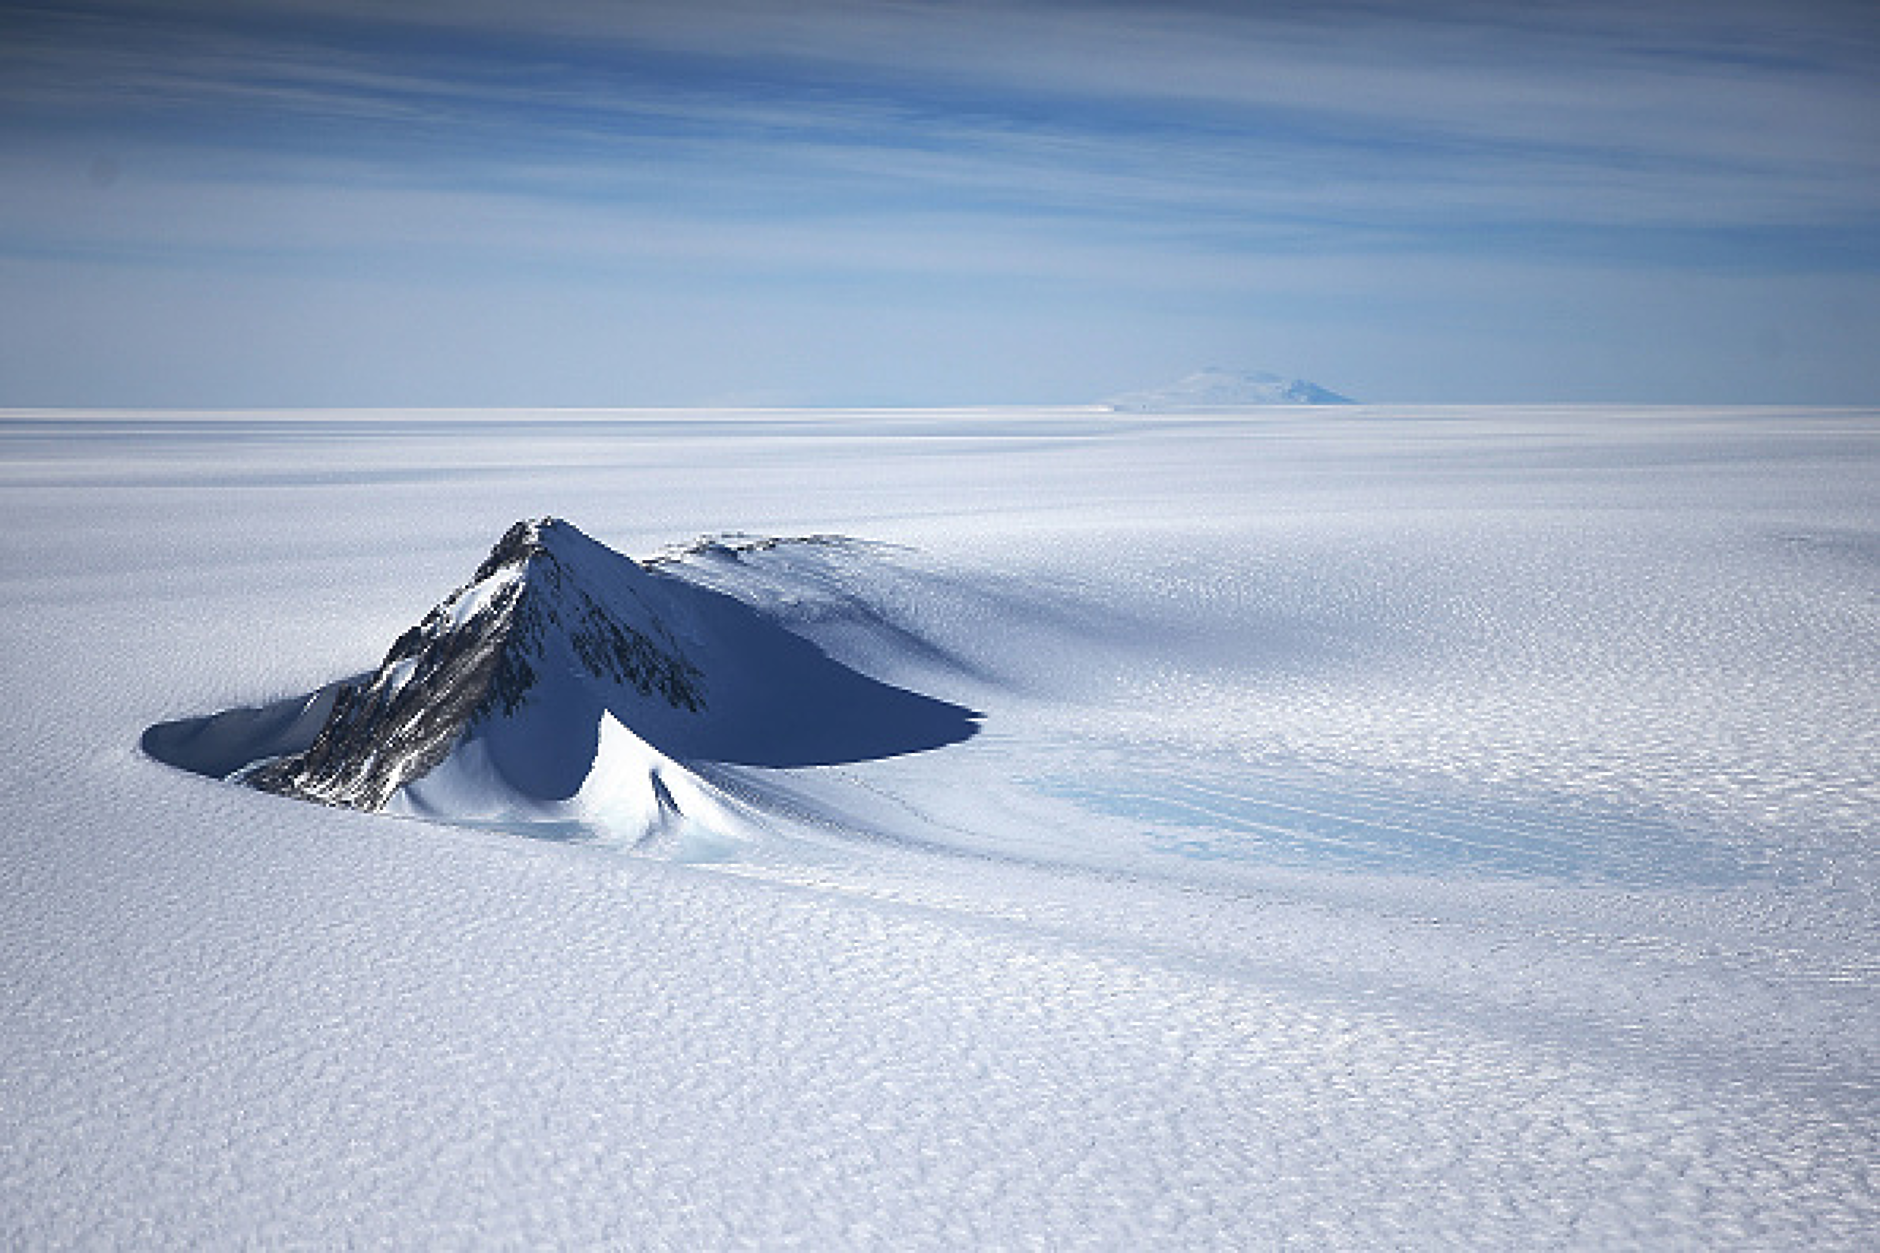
xmin=1036 ymin=765 xmax=1757 ymax=887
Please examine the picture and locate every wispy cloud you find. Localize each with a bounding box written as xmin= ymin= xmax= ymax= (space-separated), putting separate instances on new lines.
xmin=2 ymin=0 xmax=1876 ymax=403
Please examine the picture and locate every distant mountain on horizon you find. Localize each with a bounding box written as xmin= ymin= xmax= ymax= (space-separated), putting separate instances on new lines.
xmin=1107 ymin=367 xmax=1355 ymax=410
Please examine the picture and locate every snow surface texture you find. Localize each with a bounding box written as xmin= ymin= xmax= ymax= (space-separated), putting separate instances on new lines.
xmin=4 ymin=405 xmax=1878 ymax=1247
xmin=1108 ymin=366 xmax=1354 ymax=409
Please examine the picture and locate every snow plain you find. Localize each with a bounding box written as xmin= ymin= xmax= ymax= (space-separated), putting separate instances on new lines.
xmin=2 ymin=404 xmax=1876 ymax=1247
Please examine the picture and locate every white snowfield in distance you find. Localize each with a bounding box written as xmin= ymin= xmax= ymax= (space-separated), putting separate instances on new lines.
xmin=3 ymin=404 xmax=1877 ymax=1248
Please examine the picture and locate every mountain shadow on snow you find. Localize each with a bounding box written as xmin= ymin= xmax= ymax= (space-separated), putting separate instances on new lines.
xmin=143 ymin=519 xmax=981 ymax=816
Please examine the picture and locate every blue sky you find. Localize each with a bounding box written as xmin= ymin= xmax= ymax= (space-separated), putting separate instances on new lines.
xmin=3 ymin=0 xmax=1877 ymax=405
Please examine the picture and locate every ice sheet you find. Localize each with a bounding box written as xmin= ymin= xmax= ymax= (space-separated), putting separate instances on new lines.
xmin=3 ymin=405 xmax=1876 ymax=1246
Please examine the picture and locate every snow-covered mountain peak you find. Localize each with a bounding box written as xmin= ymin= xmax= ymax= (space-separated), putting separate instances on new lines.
xmin=232 ymin=518 xmax=980 ymax=830
xmin=466 ymin=517 xmax=661 ymax=615
xmin=471 ymin=516 xmax=610 ymax=584
xmin=1108 ymin=367 xmax=1353 ymax=410
xmin=468 ymin=515 xmax=559 ymax=584
xmin=247 ymin=517 xmax=704 ymax=811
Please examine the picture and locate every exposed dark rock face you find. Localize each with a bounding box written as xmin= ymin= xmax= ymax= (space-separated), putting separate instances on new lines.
xmin=247 ymin=518 xmax=703 ymax=810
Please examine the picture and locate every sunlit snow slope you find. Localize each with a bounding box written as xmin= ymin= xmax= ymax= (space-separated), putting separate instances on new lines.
xmin=3 ymin=405 xmax=1876 ymax=1247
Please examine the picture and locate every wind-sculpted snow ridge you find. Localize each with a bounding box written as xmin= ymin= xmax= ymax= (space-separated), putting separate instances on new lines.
xmin=154 ymin=518 xmax=979 ymax=850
